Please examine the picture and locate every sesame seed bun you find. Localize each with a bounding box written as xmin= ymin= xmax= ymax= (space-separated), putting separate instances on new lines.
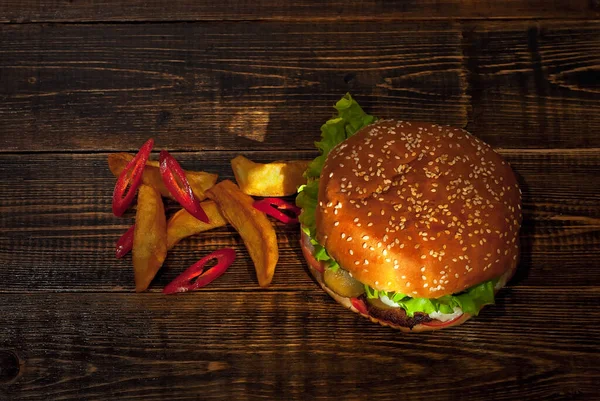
xmin=315 ymin=120 xmax=522 ymax=299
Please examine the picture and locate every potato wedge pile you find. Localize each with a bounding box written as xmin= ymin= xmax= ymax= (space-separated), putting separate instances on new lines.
xmin=110 ymin=149 xmax=309 ymax=292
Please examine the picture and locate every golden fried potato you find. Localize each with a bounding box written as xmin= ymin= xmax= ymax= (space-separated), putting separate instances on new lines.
xmin=231 ymin=155 xmax=309 ymax=197
xmin=206 ymin=180 xmax=278 ymax=287
xmin=133 ymin=185 xmax=167 ymax=292
xmin=108 ymin=153 xmax=218 ymax=201
xmin=166 ymin=201 xmax=228 ymax=250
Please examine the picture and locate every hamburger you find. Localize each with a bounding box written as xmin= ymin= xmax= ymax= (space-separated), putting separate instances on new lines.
xmin=297 ymin=95 xmax=522 ymax=331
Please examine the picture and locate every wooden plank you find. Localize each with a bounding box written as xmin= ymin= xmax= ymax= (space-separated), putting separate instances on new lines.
xmin=0 ymin=0 xmax=597 ymax=23
xmin=0 ymin=289 xmax=598 ymax=400
xmin=0 ymin=150 xmax=598 ymax=292
xmin=0 ymin=22 xmax=468 ymax=152
xmin=463 ymin=21 xmax=600 ymax=149
xmin=2 ymin=21 xmax=599 ymax=152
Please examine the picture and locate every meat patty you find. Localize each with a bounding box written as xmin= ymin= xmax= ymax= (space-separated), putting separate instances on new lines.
xmin=360 ymin=295 xmax=433 ymax=329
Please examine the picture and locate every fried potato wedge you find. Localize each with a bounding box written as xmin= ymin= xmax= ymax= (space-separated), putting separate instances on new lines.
xmin=206 ymin=180 xmax=278 ymax=287
xmin=231 ymin=155 xmax=310 ymax=197
xmin=133 ymin=185 xmax=167 ymax=292
xmin=108 ymin=153 xmax=218 ymax=201
xmin=166 ymin=201 xmax=228 ymax=250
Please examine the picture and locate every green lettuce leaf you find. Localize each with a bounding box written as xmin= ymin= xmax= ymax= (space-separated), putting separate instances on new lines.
xmin=296 ymin=94 xmax=375 ymax=271
xmin=365 ymin=279 xmax=497 ymax=317
xmin=304 ymin=94 xmax=376 ymax=180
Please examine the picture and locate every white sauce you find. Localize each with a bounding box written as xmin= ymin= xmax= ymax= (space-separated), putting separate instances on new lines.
xmin=379 ymin=294 xmax=401 ymax=307
xmin=429 ymin=307 xmax=464 ymax=322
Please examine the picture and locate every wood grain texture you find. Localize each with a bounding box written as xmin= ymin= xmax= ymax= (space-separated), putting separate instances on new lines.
xmin=463 ymin=21 xmax=600 ymax=148
xmin=1 ymin=3 xmax=599 ymax=399
xmin=2 ymin=20 xmax=599 ymax=152
xmin=0 ymin=150 xmax=598 ymax=292
xmin=0 ymin=0 xmax=597 ymax=23
xmin=0 ymin=289 xmax=598 ymax=401
xmin=0 ymin=22 xmax=467 ymax=152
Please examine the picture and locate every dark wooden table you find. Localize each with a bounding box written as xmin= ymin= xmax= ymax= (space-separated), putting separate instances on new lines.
xmin=1 ymin=1 xmax=600 ymax=400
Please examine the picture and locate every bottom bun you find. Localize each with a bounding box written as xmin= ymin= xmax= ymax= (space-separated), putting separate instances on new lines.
xmin=301 ymin=230 xmax=516 ymax=332
xmin=306 ymin=260 xmax=471 ymax=332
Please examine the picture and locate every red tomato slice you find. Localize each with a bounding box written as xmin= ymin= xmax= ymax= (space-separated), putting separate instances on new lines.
xmin=300 ymin=232 xmax=326 ymax=273
xmin=350 ymin=298 xmax=368 ymax=315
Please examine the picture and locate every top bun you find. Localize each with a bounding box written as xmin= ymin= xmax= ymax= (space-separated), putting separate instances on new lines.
xmin=315 ymin=120 xmax=522 ymax=298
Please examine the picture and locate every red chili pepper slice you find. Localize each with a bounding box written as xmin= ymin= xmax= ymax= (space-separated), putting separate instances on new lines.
xmin=350 ymin=298 xmax=369 ymax=315
xmin=159 ymin=150 xmax=209 ymax=223
xmin=115 ymin=224 xmax=135 ymax=259
xmin=163 ymin=248 xmax=236 ymax=294
xmin=253 ymin=198 xmax=301 ymax=224
xmin=112 ymin=138 xmax=154 ymax=216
